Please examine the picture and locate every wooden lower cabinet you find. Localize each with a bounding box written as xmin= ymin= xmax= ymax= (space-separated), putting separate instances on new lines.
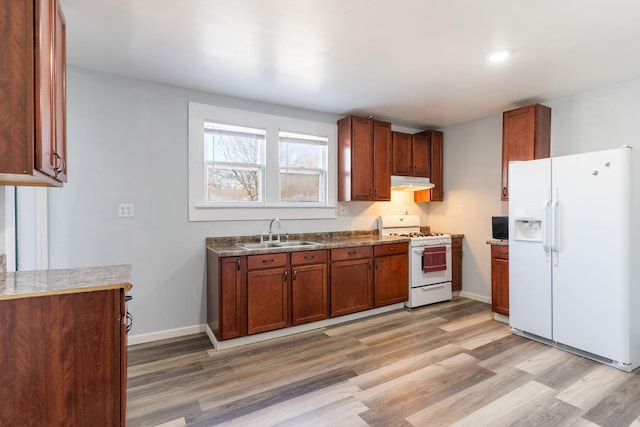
xmin=491 ymin=245 xmax=509 ymax=315
xmin=373 ymin=243 xmax=408 ymax=307
xmin=451 ymin=236 xmax=463 ymax=292
xmin=291 ymin=250 xmax=328 ymax=325
xmin=246 ymin=253 xmax=290 ymax=335
xmin=330 ymin=246 xmax=374 ymax=317
xmin=0 ymin=289 xmax=128 ymax=426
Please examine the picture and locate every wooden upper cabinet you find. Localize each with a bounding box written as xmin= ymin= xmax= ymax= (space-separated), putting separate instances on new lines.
xmin=501 ymin=104 xmax=551 ymax=200
xmin=391 ymin=131 xmax=413 ymax=175
xmin=414 ymin=130 xmax=444 ymax=202
xmin=0 ymin=0 xmax=67 ymax=187
xmin=338 ymin=115 xmax=391 ymax=201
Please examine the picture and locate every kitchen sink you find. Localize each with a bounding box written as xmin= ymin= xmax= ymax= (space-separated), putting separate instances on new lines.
xmin=274 ymin=240 xmax=321 ymax=247
xmin=238 ymin=241 xmax=321 ymax=250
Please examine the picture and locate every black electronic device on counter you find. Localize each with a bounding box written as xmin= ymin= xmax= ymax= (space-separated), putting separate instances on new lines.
xmin=492 ymin=216 xmax=508 ymax=240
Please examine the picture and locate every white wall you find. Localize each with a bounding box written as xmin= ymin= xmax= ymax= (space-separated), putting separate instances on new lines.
xmin=429 ymin=76 xmax=640 ymax=301
xmin=48 ymin=67 xmax=427 ymax=340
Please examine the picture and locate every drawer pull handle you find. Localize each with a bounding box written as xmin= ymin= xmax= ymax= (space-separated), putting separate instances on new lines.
xmin=304 ymin=255 xmax=314 ymax=260
xmin=262 ymin=259 xmax=274 ymax=263
xmin=284 ymin=269 xmax=288 ymax=281
xmin=498 ymin=251 xmax=508 ymax=255
xmin=348 ymin=251 xmax=357 ymax=256
xmin=388 ymin=247 xmax=395 ymax=251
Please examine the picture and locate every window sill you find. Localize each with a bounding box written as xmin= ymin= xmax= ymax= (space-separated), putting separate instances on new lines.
xmin=189 ymin=205 xmax=337 ymax=222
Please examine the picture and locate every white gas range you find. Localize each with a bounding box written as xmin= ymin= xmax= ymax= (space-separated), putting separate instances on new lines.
xmin=378 ymin=215 xmax=453 ymax=308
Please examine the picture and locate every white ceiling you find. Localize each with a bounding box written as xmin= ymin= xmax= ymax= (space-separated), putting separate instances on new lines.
xmin=59 ymin=0 xmax=640 ymax=128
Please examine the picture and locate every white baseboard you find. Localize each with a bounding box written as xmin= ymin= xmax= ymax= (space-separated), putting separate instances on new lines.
xmin=127 ymin=324 xmax=206 ymax=346
xmin=459 ymin=290 xmax=491 ymax=304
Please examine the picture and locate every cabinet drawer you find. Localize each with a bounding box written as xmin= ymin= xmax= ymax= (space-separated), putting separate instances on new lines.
xmin=291 ymin=250 xmax=327 ymax=266
xmin=374 ymin=242 xmax=408 ymax=257
xmin=331 ymin=246 xmax=372 ymax=261
xmin=247 ymin=253 xmax=288 ymax=270
xmin=491 ymin=245 xmax=509 ymax=260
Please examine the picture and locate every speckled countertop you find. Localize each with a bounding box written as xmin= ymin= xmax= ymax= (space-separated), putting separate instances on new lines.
xmin=207 ymin=230 xmax=464 ymax=257
xmin=0 ymin=265 xmax=132 ymax=300
xmin=207 ymin=230 xmax=411 ymax=257
xmin=487 ymin=239 xmax=509 ymax=246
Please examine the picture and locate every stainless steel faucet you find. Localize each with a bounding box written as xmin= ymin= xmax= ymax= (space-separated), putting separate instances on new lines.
xmin=268 ymin=218 xmax=281 ymax=242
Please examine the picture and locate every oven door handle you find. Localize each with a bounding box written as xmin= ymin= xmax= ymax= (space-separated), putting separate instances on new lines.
xmin=421 ymin=284 xmax=445 ymax=291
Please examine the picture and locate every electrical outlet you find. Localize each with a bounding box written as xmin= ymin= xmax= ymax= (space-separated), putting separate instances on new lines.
xmin=118 ymin=203 xmax=134 ymax=218
xmin=340 ymin=205 xmax=349 ymax=215
xmin=455 ymin=204 xmax=463 ymax=214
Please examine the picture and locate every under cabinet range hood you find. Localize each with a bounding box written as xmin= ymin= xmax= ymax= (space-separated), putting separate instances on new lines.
xmin=390 ymin=175 xmax=435 ymax=191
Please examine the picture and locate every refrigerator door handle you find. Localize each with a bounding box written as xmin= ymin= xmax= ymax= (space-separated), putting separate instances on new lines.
xmin=552 ymin=187 xmax=560 ymax=265
xmin=542 ymin=193 xmax=551 ymax=255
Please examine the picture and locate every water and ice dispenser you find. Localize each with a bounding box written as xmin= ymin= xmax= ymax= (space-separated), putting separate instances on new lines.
xmin=513 ymin=208 xmax=544 ymax=242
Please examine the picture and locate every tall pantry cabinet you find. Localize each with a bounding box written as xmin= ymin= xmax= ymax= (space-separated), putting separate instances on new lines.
xmin=0 ymin=0 xmax=67 ymax=187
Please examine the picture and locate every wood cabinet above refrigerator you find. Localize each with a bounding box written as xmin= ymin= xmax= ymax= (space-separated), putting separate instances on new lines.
xmin=501 ymin=104 xmax=550 ymax=200
xmin=0 ymin=0 xmax=67 ymax=187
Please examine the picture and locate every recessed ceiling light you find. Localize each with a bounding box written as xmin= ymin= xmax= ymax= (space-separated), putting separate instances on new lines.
xmin=487 ymin=50 xmax=511 ymax=63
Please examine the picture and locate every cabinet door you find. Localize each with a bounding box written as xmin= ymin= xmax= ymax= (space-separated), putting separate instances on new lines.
xmin=330 ymin=258 xmax=373 ymax=317
xmin=247 ymin=267 xmax=290 ymax=334
xmin=292 ymin=263 xmax=328 ymax=325
xmin=219 ymin=257 xmax=245 ymax=339
xmin=501 ymin=104 xmax=550 ymax=200
xmin=429 ymin=131 xmax=444 ymax=201
xmin=392 ymin=131 xmax=413 ymax=175
xmin=0 ymin=290 xmax=124 ymax=425
xmin=52 ymin=0 xmax=67 ymax=182
xmin=411 ymin=133 xmax=430 ymax=177
xmin=34 ymin=0 xmax=56 ymax=178
xmin=451 ymin=237 xmax=463 ymax=292
xmin=351 ymin=117 xmax=374 ymax=200
xmin=374 ymin=254 xmax=408 ymax=307
xmin=372 ymin=120 xmax=392 ymax=201
xmin=491 ymin=256 xmax=509 ymax=315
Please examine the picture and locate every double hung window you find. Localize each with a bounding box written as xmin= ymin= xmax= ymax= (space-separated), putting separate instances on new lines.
xmin=188 ymin=102 xmax=336 ymax=221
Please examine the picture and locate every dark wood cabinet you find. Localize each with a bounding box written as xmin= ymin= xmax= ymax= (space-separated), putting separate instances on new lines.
xmin=451 ymin=236 xmax=463 ymax=292
xmin=501 ymin=103 xmax=551 ymax=200
xmin=391 ymin=131 xmax=413 ymax=175
xmin=392 ymin=131 xmax=431 ymax=178
xmin=291 ymin=250 xmax=328 ymax=325
xmin=330 ymin=246 xmax=374 ymax=317
xmin=0 ymin=0 xmax=67 ymax=187
xmin=491 ymin=245 xmax=509 ymax=315
xmin=373 ymin=243 xmax=408 ymax=307
xmin=246 ymin=253 xmax=291 ymax=335
xmin=0 ymin=288 xmax=128 ymax=426
xmin=338 ymin=115 xmax=392 ymax=201
xmin=413 ymin=130 xmax=444 ymax=202
xmin=207 ymin=256 xmax=246 ymax=340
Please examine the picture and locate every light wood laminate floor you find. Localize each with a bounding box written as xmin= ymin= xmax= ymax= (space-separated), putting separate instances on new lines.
xmin=127 ymin=298 xmax=640 ymax=426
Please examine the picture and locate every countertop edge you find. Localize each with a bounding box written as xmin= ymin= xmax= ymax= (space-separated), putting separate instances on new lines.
xmin=487 ymin=239 xmax=509 ymax=246
xmin=0 ymin=265 xmax=133 ymax=300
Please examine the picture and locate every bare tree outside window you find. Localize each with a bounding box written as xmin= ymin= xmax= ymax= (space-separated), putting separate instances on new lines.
xmin=279 ymin=132 xmax=327 ymax=203
xmin=205 ymin=123 xmax=265 ymax=202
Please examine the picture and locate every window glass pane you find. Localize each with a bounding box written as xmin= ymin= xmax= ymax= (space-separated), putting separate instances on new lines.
xmin=279 ymin=131 xmax=327 ymax=203
xmin=208 ymin=166 xmax=261 ymax=202
xmin=205 ymin=122 xmax=265 ymax=202
xmin=280 ymin=172 xmax=322 ymax=202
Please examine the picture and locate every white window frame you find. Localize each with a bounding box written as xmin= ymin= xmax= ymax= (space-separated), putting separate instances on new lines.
xmin=278 ymin=131 xmax=328 ymax=204
xmin=188 ymin=102 xmax=337 ymax=221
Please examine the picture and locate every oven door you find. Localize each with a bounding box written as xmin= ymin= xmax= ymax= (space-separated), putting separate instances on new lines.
xmin=411 ymin=245 xmax=452 ymax=288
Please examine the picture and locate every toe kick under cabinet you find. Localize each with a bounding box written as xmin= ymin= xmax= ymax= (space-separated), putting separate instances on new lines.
xmin=207 ymin=242 xmax=408 ymax=342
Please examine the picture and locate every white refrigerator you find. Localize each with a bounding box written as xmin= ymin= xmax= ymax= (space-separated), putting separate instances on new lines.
xmin=509 ymin=147 xmax=640 ymax=371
